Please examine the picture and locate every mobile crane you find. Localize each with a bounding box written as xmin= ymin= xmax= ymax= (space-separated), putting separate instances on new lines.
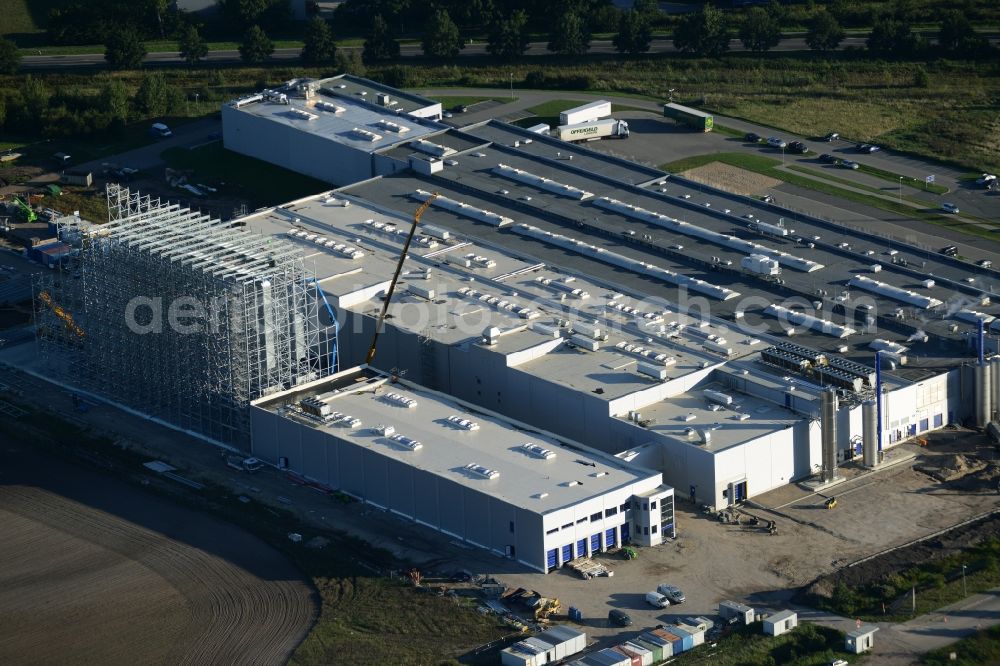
xmin=365 ymin=193 xmax=438 ymax=364
xmin=12 ymin=196 xmax=38 ymax=223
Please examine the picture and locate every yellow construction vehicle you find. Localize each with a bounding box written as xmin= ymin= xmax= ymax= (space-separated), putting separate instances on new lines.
xmin=38 ymin=290 xmax=84 ymax=338
xmin=534 ymin=597 xmax=561 ymax=620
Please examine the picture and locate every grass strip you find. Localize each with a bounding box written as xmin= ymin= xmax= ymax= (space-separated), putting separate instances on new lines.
xmin=660 ymin=152 xmax=999 ymax=242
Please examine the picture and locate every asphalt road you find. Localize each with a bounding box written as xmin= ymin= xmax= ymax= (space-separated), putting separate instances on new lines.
xmin=18 ymin=36 xmax=876 ymax=71
xmin=77 ymin=117 xmax=222 ymax=173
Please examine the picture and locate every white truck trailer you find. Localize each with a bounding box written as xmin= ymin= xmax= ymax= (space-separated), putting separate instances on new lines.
xmin=555 ymin=118 xmax=630 ymax=142
xmin=559 ymin=100 xmax=612 ymax=126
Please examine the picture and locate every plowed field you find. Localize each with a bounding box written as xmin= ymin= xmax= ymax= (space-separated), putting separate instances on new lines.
xmin=0 ymin=447 xmax=315 ymax=665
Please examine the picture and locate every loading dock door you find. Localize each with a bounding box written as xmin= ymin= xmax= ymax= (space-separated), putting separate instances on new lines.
xmin=620 ymin=522 xmax=630 ymax=543
xmin=605 ymin=528 xmax=616 ymax=548
xmin=561 ymin=544 xmax=572 ymax=563
xmin=546 ymin=549 xmax=557 ymax=570
xmin=590 ymin=533 xmax=601 ymax=552
xmin=576 ymin=538 xmax=587 ymax=558
xmin=733 ymin=481 xmax=747 ymax=503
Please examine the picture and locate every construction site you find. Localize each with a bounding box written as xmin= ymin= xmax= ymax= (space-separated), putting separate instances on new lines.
xmin=32 ymin=185 xmax=338 ymax=447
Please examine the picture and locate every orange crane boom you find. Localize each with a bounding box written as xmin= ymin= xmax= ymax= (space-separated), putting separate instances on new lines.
xmin=38 ymin=290 xmax=84 ymax=338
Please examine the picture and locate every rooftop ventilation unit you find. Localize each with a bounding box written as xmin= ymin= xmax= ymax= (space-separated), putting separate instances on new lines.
xmin=300 ymin=397 xmax=331 ymax=417
xmin=536 ymin=276 xmax=590 ymax=299
xmin=331 ymin=413 xmax=361 ymax=428
xmin=534 ymin=492 xmax=549 ymax=499
xmin=374 ymin=424 xmax=396 ymax=436
xmin=448 ymin=415 xmax=480 ymax=430
xmin=456 ymin=286 xmax=540 ymax=319
xmin=233 ymin=94 xmax=264 ymax=108
xmin=412 ymin=190 xmax=513 ymax=228
xmin=590 ymin=471 xmax=608 ymax=478
xmin=511 ymin=223 xmax=741 ymax=301
xmin=314 ymin=101 xmax=345 ymax=114
xmin=704 ymin=389 xmax=734 ymax=406
xmin=637 ymin=362 xmax=668 ymax=380
xmin=521 ymin=443 xmax=556 ymax=460
xmin=593 ymin=196 xmax=823 ymax=273
xmin=383 ymin=392 xmax=417 ymax=408
xmin=376 ymin=119 xmax=411 ymax=134
xmin=410 ymin=139 xmax=455 ymax=157
xmin=289 ymin=108 xmax=318 ymax=121
xmin=764 ymin=304 xmax=856 ymax=338
xmin=848 ymin=275 xmax=942 ymax=309
xmin=389 ymin=433 xmax=422 ymax=451
xmin=465 ymin=463 xmax=499 ymax=479
xmin=562 ymin=480 xmax=580 ymax=487
xmin=349 ymin=127 xmax=383 ymax=142
xmin=492 ymin=163 xmax=594 ymax=200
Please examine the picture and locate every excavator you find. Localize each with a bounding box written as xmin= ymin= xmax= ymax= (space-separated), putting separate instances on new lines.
xmin=365 ymin=193 xmax=438 ymax=364
xmin=12 ymin=196 xmax=38 ymax=223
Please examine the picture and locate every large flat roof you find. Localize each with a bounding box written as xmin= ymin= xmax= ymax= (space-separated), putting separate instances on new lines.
xmin=254 ymin=367 xmax=664 ymax=512
xmin=338 ymin=123 xmax=995 ymax=367
xmin=226 ymin=89 xmax=437 ymax=151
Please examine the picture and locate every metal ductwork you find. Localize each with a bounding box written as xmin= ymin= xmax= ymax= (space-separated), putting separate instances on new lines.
xmin=820 ymin=388 xmax=838 ymax=482
xmin=975 ymin=361 xmax=992 ymax=428
xmin=862 ymin=400 xmax=878 ymax=468
xmin=991 ymin=356 xmax=1000 ymax=422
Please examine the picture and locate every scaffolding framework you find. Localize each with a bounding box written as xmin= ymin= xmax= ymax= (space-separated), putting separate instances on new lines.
xmin=35 ymin=185 xmax=337 ymax=447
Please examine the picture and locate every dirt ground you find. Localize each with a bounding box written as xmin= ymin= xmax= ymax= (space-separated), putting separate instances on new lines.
xmin=1 ymin=349 xmax=999 ymax=659
xmin=680 ymin=162 xmax=782 ymax=197
xmin=0 ymin=440 xmax=316 ymax=666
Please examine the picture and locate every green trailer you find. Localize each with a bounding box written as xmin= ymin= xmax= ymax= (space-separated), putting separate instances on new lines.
xmin=663 ymin=103 xmax=714 ymax=132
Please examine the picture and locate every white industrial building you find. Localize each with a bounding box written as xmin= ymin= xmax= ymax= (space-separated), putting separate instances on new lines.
xmin=216 ymin=79 xmax=1000 ymax=515
xmin=222 ymin=76 xmax=443 ymax=186
xmin=250 ymin=366 xmax=673 ymax=573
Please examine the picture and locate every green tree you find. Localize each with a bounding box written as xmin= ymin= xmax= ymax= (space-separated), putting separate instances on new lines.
xmin=805 ymin=9 xmax=845 ymax=51
xmin=913 ymin=65 xmax=929 ymax=88
xmin=421 ymin=9 xmax=464 ymax=58
xmin=135 ymin=72 xmax=169 ymax=116
xmin=100 ymin=79 xmax=131 ymax=125
xmin=222 ymin=0 xmax=290 ymax=29
xmin=0 ymin=38 xmax=20 ymax=75
xmin=548 ymin=10 xmax=590 ymax=56
xmin=613 ymin=10 xmax=652 ymax=55
xmin=363 ymin=15 xmax=400 ymax=63
xmin=674 ymin=4 xmax=729 ymax=58
xmin=867 ymin=14 xmax=922 ymax=57
xmin=20 ymin=76 xmax=51 ymax=118
xmin=302 ymin=17 xmax=337 ymax=64
xmin=178 ymin=25 xmax=208 ymax=65
xmin=739 ymin=6 xmax=781 ymax=53
xmin=937 ymin=9 xmax=990 ymax=56
xmin=334 ymin=48 xmax=366 ymax=76
xmin=239 ymin=25 xmax=274 ymax=65
xmin=486 ymin=10 xmax=530 ymax=61
xmin=633 ymin=0 xmax=661 ymax=21
xmin=104 ymin=28 xmax=147 ymax=70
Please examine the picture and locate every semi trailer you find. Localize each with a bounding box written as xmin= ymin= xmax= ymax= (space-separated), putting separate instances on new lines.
xmin=555 ymin=118 xmax=630 ymax=142
xmin=663 ymin=103 xmax=714 ymax=132
xmin=559 ymin=100 xmax=612 ymax=126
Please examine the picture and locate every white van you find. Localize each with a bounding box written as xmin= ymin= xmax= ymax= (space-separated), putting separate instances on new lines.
xmin=645 ymin=591 xmax=670 ymax=608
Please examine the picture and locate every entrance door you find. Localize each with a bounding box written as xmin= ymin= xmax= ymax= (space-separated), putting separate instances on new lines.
xmin=733 ymin=480 xmax=747 ymax=503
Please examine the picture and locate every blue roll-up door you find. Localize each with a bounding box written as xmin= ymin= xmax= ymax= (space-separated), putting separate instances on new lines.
xmin=576 ymin=538 xmax=587 ymax=558
xmin=934 ymin=413 xmax=943 ymax=428
xmin=590 ymin=533 xmax=601 ymax=552
xmin=605 ymin=528 xmax=616 ymax=547
xmin=620 ymin=522 xmax=630 ymax=543
xmin=546 ymin=548 xmax=557 ymax=569
xmin=919 ymin=418 xmax=929 ymax=432
xmin=561 ymin=543 xmax=572 ymax=563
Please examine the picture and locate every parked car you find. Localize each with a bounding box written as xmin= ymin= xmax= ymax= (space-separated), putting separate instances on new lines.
xmin=788 ymin=141 xmax=808 ymax=154
xmin=657 ymin=584 xmax=686 ymax=604
xmin=840 ymin=160 xmax=860 ymax=170
xmin=941 ymin=202 xmax=960 ymax=213
xmin=977 ymin=173 xmax=997 ymax=187
xmin=149 ymin=122 xmax=172 ymax=138
xmin=766 ymin=137 xmax=787 ymax=149
xmin=645 ymin=591 xmax=670 ymax=608
xmin=745 ymin=132 xmax=761 ymax=142
xmin=819 ymin=153 xmax=837 ymax=163
xmin=451 ymin=104 xmax=469 ymax=113
xmin=609 ymin=609 xmax=632 ymax=626
xmin=823 ymin=132 xmax=840 ymax=142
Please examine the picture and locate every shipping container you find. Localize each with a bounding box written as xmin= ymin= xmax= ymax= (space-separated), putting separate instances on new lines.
xmin=663 ymin=103 xmax=713 ymax=132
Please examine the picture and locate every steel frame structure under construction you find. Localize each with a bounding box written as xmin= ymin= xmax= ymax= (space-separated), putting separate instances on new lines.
xmin=34 ymin=185 xmax=337 ymax=447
